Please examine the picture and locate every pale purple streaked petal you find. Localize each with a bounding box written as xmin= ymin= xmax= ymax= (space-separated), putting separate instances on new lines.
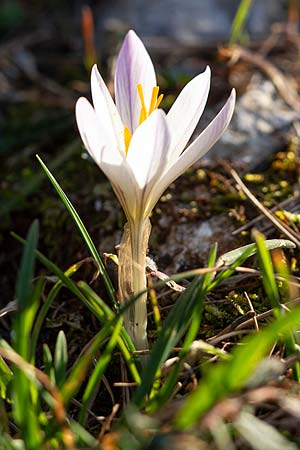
xmin=126 ymin=110 xmax=170 ymax=192
xmin=76 ymin=97 xmax=137 ymax=219
xmin=166 ymin=66 xmax=211 ymax=164
xmin=91 ymin=65 xmax=125 ymax=154
xmin=115 ymin=30 xmax=156 ymax=133
xmin=145 ymin=89 xmax=236 ymax=216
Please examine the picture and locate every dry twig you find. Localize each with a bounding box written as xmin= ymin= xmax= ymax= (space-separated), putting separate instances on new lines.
xmin=220 ymin=45 xmax=300 ymax=110
xmin=229 ymin=166 xmax=300 ymax=248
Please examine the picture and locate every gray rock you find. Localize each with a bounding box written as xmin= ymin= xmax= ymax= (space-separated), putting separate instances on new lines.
xmin=207 ymin=74 xmax=300 ymax=167
xmin=158 ymin=214 xmax=237 ymax=273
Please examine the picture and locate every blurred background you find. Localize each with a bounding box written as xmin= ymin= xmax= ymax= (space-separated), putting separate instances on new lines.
xmin=1 ymin=0 xmax=299 ymax=309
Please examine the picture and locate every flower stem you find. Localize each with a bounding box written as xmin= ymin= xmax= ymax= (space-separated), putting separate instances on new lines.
xmin=118 ymin=218 xmax=151 ymax=351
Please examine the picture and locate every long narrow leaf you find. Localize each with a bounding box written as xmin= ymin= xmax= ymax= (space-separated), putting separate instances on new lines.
xmin=61 ymin=319 xmax=117 ymax=404
xmin=209 ymin=243 xmax=257 ymax=290
xmin=216 ymin=239 xmax=295 ymax=268
xmin=149 ymin=246 xmax=217 ymax=411
xmin=229 ymin=0 xmax=253 ymax=46
xmin=54 ymin=331 xmax=68 ymax=388
xmin=70 ymin=420 xmax=99 ymax=449
xmin=253 ymin=230 xmax=281 ymax=316
xmin=175 ymin=306 xmax=300 ymax=429
xmin=78 ymin=281 xmax=141 ymax=383
xmin=12 ymin=221 xmax=42 ymax=448
xmin=36 ymin=154 xmax=117 ymax=308
xmin=31 ymin=263 xmax=80 ymax=359
xmin=0 ymin=356 xmax=13 ymax=400
xmin=79 ymin=318 xmax=123 ymax=425
xmin=254 ymin=231 xmax=300 ymax=381
xmin=12 ymin=232 xmax=141 ymax=383
xmin=133 ymin=276 xmax=203 ymax=407
xmin=15 ymin=220 xmax=39 ymax=315
xmin=202 ymin=243 xmax=218 ymax=291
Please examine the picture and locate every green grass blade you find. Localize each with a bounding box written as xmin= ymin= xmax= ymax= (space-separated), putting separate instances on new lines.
xmin=61 ymin=322 xmax=115 ymax=404
xmin=36 ymin=154 xmax=116 ymax=308
xmin=43 ymin=344 xmax=55 ymax=383
xmin=133 ymin=276 xmax=203 ymax=407
xmin=51 ymin=277 xmax=149 ymax=405
xmin=149 ymin=283 xmax=206 ymax=413
xmin=77 ymin=281 xmax=134 ymax=348
xmin=229 ymin=0 xmax=253 ymax=46
xmin=79 ymin=318 xmax=123 ymax=425
xmin=12 ymin=221 xmax=43 ymax=448
xmin=0 ymin=356 xmax=13 ymax=400
xmin=209 ymin=243 xmax=258 ymax=290
xmin=256 ymin=233 xmax=300 ymax=381
xmin=0 ymin=341 xmax=73 ymax=448
xmin=216 ymin=239 xmax=295 ymax=268
xmin=31 ymin=263 xmax=79 ymax=359
xmin=175 ymin=306 xmax=300 ymax=429
xmin=15 ymin=220 xmax=39 ymax=317
xmin=148 ymin=246 xmax=218 ymax=412
xmin=70 ymin=420 xmax=99 ymax=449
xmin=78 ymin=281 xmax=141 ymax=383
xmin=12 ymin=231 xmax=108 ymax=320
xmin=54 ymin=331 xmax=68 ymax=388
xmin=202 ymin=243 xmax=218 ymax=291
xmin=12 ymin=231 xmax=141 ymax=384
xmin=253 ymin=230 xmax=281 ymax=316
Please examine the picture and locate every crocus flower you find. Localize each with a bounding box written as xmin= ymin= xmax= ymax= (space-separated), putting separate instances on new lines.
xmin=76 ymin=30 xmax=235 ymax=351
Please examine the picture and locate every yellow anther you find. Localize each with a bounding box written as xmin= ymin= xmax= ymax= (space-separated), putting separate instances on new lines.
xmin=123 ymin=84 xmax=164 ymax=154
xmin=149 ymin=86 xmax=160 ymax=114
xmin=139 ymin=108 xmax=147 ymax=124
xmin=155 ymin=93 xmax=164 ymax=109
xmin=137 ymin=84 xmax=164 ymax=125
xmin=137 ymin=84 xmax=146 ymax=109
xmin=124 ymin=126 xmax=132 ymax=155
xmin=137 ymin=84 xmax=148 ymax=125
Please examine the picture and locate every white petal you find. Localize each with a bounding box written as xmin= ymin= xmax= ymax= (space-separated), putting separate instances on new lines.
xmin=76 ymin=97 xmax=112 ymax=164
xmin=91 ymin=65 xmax=125 ymax=154
xmin=147 ymin=89 xmax=236 ymax=215
xmin=76 ymin=97 xmax=137 ymax=218
xmin=166 ymin=66 xmax=211 ymax=163
xmin=99 ymin=147 xmax=138 ymax=221
xmin=115 ymin=30 xmax=156 ymax=133
xmin=126 ymin=109 xmax=170 ymax=193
